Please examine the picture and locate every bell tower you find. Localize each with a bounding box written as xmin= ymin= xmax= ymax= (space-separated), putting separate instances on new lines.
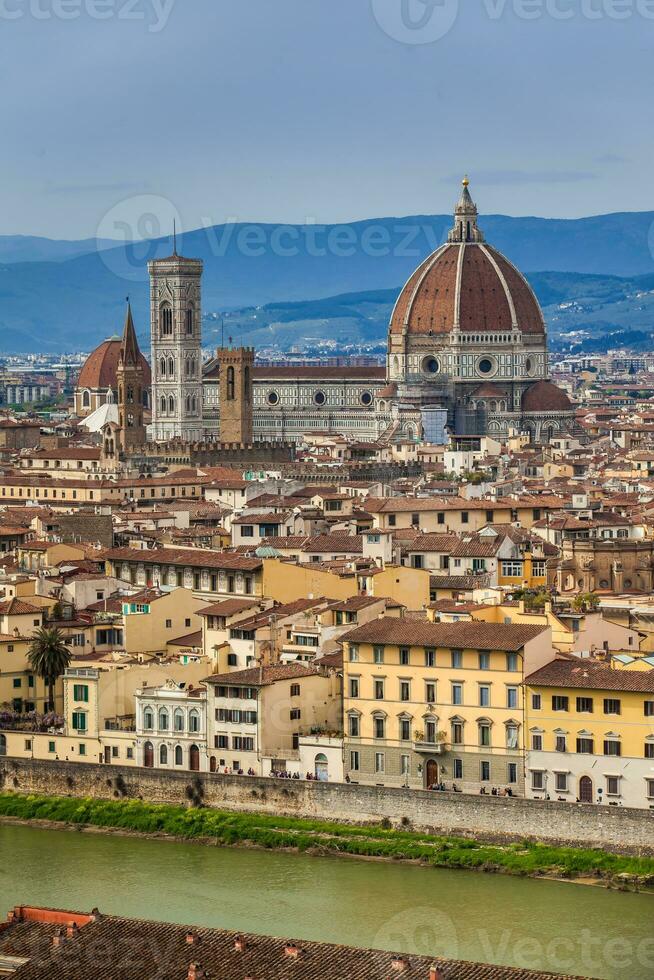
xmin=116 ymin=300 xmax=146 ymax=450
xmin=149 ymin=237 xmax=204 ymax=442
xmin=217 ymin=345 xmax=254 ymax=444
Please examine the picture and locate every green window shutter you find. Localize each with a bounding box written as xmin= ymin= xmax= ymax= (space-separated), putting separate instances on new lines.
xmin=74 ymin=685 xmax=89 ymax=702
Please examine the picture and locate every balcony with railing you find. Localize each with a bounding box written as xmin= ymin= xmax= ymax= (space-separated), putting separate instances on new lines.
xmin=413 ymin=727 xmax=448 ymax=754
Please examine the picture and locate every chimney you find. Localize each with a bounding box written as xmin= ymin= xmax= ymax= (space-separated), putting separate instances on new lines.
xmin=187 ymin=964 xmax=206 ymax=980
xmin=429 ymin=966 xmax=443 ymax=980
xmin=234 ymin=935 xmax=246 ymax=952
xmin=391 ymin=956 xmax=409 ymax=971
xmin=185 ymin=931 xmax=198 ymax=945
xmin=52 ymin=929 xmax=65 ymax=948
xmin=284 ymin=943 xmax=300 ymax=959
xmin=66 ymin=922 xmax=79 ymax=939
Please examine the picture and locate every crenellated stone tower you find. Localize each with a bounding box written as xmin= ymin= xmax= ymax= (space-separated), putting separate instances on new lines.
xmin=149 ymin=242 xmax=205 ymax=442
xmin=216 ymin=346 xmax=254 ymax=444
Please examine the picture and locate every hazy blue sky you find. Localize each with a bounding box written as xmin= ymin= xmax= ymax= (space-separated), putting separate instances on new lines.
xmin=1 ymin=0 xmax=652 ymax=238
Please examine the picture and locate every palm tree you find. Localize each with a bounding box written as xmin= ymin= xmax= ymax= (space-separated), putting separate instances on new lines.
xmin=28 ymin=628 xmax=71 ymax=712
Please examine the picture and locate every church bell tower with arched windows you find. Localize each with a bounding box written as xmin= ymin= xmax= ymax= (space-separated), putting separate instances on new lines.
xmin=149 ymin=241 xmax=205 ymax=442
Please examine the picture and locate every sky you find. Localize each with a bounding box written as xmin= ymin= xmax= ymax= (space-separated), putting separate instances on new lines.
xmin=0 ymin=0 xmax=653 ymax=239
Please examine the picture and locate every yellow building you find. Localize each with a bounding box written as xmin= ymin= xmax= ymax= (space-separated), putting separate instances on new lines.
xmin=0 ymin=599 xmax=53 ymax=714
xmin=471 ymin=601 xmax=642 ymax=657
xmin=1 ymin=657 xmax=213 ymax=767
xmin=525 ymin=658 xmax=654 ymax=809
xmin=262 ymin=558 xmax=430 ymax=610
xmin=341 ymin=617 xmax=553 ymax=792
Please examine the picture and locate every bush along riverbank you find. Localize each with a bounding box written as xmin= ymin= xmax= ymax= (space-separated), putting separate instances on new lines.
xmin=1 ymin=792 xmax=653 ymax=891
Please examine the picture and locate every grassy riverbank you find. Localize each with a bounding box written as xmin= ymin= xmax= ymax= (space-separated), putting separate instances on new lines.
xmin=1 ymin=792 xmax=653 ymax=890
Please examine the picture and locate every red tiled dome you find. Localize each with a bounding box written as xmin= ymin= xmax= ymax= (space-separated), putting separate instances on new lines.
xmin=389 ymin=242 xmax=545 ymax=338
xmin=78 ymin=338 xmax=151 ymax=389
xmin=522 ymin=380 xmax=572 ymax=413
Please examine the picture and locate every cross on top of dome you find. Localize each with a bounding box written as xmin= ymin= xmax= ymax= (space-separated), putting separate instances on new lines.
xmin=448 ymin=176 xmax=485 ymax=244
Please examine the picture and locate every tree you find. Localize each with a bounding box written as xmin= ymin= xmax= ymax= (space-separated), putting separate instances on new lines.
xmin=573 ymin=592 xmax=600 ymax=613
xmin=28 ymin=628 xmax=71 ymax=712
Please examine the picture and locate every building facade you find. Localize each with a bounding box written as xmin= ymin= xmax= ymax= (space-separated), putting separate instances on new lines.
xmin=525 ymin=658 xmax=654 ymax=809
xmin=341 ymin=618 xmax=553 ymax=792
xmin=149 ymin=249 xmax=204 ymax=441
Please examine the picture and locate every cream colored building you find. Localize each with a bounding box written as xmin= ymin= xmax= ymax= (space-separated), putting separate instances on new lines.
xmin=135 ymin=679 xmax=208 ymax=772
xmin=203 ymin=662 xmax=341 ymax=775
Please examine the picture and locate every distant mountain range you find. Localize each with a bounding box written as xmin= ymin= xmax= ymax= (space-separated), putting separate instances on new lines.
xmin=1 ymin=210 xmax=654 ymax=353
xmin=212 ymin=272 xmax=654 ymax=354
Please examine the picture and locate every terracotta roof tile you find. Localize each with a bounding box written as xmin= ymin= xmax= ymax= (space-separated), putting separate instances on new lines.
xmin=526 ymin=658 xmax=654 ymax=693
xmin=341 ymin=617 xmax=547 ymax=651
xmin=0 ymin=908 xmax=588 ymax=979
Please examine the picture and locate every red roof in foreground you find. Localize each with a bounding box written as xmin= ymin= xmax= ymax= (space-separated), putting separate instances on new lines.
xmin=0 ymin=906 xmax=589 ymax=979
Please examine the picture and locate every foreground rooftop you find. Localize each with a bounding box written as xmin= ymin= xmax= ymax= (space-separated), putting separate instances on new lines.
xmin=0 ymin=906 xmax=589 ymax=979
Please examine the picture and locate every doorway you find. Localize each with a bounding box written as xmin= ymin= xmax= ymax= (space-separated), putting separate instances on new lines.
xmin=189 ymin=744 xmax=200 ymax=771
xmin=579 ymin=776 xmax=593 ymax=803
xmin=426 ymin=759 xmax=439 ymax=788
xmin=314 ymin=753 xmax=329 ymax=782
xmin=143 ymin=741 xmax=154 ymax=768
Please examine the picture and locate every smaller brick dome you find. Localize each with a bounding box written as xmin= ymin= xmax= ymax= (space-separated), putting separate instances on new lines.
xmin=78 ymin=337 xmax=151 ymax=390
xmin=522 ymin=380 xmax=572 ymax=413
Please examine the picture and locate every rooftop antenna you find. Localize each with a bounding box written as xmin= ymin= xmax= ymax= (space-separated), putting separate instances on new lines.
xmin=173 ymin=220 xmax=178 ymax=256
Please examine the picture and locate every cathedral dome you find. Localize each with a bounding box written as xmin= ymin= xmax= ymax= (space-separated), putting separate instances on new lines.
xmin=389 ymin=180 xmax=545 ymax=339
xmin=78 ymin=336 xmax=151 ymax=390
xmin=521 ymin=380 xmax=572 ymax=413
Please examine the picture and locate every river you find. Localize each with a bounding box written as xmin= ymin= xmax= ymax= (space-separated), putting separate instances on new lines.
xmin=0 ymin=824 xmax=652 ymax=979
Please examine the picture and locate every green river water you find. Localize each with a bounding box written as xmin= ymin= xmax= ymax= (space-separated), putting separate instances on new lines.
xmin=0 ymin=823 xmax=652 ymax=979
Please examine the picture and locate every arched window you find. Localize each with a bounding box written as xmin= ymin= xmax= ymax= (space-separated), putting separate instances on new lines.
xmin=169 ymin=395 xmax=175 ymax=414
xmin=160 ymin=357 xmax=166 ymax=377
xmin=160 ymin=302 xmax=173 ymax=336
xmin=82 ymin=390 xmax=91 ymax=409
xmin=160 ymin=396 xmax=167 ymax=415
xmin=158 ymin=708 xmax=169 ymax=731
xmin=191 ymin=396 xmax=197 ymax=413
xmin=175 ymin=745 xmax=183 ymax=766
xmin=189 ymin=709 xmax=200 ymax=734
xmin=226 ymin=366 xmax=235 ymax=401
xmin=168 ymin=357 xmax=175 ymax=378
xmin=185 ymin=396 xmax=191 ymax=413
xmin=186 ymin=305 xmax=194 ymax=335
xmin=174 ymin=708 xmax=184 ymax=732
xmin=159 ymin=744 xmax=168 ymax=765
xmin=143 ymin=707 xmax=154 ymax=731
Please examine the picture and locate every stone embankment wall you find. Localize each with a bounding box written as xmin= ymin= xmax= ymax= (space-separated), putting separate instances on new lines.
xmin=1 ymin=758 xmax=652 ymax=854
